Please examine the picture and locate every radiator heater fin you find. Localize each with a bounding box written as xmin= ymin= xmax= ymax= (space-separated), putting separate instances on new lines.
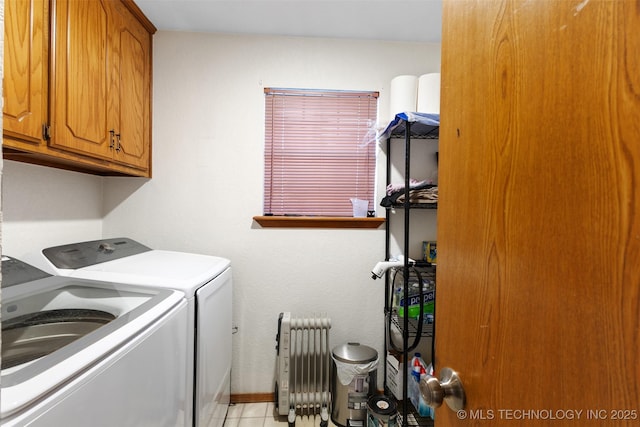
xmin=275 ymin=312 xmax=331 ymax=427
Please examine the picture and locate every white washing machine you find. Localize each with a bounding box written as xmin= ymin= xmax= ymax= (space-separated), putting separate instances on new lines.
xmin=1 ymin=256 xmax=189 ymax=427
xmin=27 ymin=238 xmax=232 ymax=427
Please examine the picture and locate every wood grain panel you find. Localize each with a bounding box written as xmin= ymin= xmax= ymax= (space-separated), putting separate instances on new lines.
xmin=436 ymin=1 xmax=640 ymax=425
xmin=3 ymin=0 xmax=47 ymax=144
xmin=113 ymin=0 xmax=151 ymax=170
xmin=51 ymin=0 xmax=112 ymax=158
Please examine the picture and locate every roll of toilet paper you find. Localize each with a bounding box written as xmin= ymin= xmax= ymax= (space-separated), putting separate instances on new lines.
xmin=417 ymin=73 xmax=441 ymax=114
xmin=389 ymin=75 xmax=418 ymax=121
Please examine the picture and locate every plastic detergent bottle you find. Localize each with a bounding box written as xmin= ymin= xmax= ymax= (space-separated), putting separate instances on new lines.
xmin=423 ymin=363 xmax=435 ymax=420
xmin=408 ymin=353 xmax=432 ymax=417
xmin=418 ymin=365 xmax=434 ymax=419
xmin=411 ymin=353 xmax=423 ymax=381
xmin=408 ymin=353 xmax=423 ymax=410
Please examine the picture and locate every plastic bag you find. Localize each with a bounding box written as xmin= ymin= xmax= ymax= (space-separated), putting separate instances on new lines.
xmin=332 ymin=355 xmax=379 ymax=386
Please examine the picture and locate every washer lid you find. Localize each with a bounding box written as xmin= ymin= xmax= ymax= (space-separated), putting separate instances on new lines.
xmin=58 ymin=250 xmax=230 ymax=295
xmin=332 ymin=342 xmax=378 ymax=364
xmin=33 ymin=239 xmax=230 ymax=295
xmin=1 ymin=275 xmax=184 ymax=419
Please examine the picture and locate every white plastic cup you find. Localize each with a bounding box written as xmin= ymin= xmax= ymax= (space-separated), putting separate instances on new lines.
xmin=351 ymin=198 xmax=369 ymax=217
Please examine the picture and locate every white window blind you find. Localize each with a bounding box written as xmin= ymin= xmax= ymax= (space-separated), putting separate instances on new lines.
xmin=263 ymin=88 xmax=378 ymax=217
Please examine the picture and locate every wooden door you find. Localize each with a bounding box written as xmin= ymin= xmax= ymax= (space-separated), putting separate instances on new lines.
xmin=110 ymin=0 xmax=151 ymax=171
xmin=50 ymin=0 xmax=115 ymax=160
xmin=3 ymin=0 xmax=47 ymax=146
xmin=436 ymin=1 xmax=640 ymax=426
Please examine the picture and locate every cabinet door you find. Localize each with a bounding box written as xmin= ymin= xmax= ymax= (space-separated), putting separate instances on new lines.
xmin=50 ymin=0 xmax=115 ymax=160
xmin=3 ymin=0 xmax=48 ymax=146
xmin=111 ymin=0 xmax=151 ymax=171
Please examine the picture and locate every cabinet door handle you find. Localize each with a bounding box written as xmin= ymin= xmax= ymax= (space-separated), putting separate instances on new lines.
xmin=115 ymin=133 xmax=121 ymax=152
xmin=109 ymin=129 xmax=116 ymax=150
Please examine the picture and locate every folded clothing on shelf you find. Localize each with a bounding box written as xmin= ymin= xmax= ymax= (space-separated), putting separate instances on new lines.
xmin=381 ymin=183 xmax=438 ymax=207
xmin=386 ymin=179 xmax=429 ymax=196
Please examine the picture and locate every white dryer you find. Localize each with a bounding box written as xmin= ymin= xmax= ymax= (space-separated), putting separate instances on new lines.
xmin=27 ymin=238 xmax=232 ymax=427
xmin=1 ymin=256 xmax=189 ymax=427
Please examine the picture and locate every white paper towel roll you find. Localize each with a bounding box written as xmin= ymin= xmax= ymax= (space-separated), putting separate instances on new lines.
xmin=417 ymin=73 xmax=441 ymax=114
xmin=389 ymin=75 xmax=418 ymax=121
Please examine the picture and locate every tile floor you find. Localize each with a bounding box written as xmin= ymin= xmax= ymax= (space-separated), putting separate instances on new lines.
xmin=225 ymin=402 xmax=338 ymax=427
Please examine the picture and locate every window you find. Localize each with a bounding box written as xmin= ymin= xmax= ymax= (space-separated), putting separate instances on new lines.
xmin=263 ymin=88 xmax=378 ymax=217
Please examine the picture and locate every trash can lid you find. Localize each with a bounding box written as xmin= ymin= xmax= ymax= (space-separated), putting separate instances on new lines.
xmin=332 ymin=342 xmax=378 ymax=363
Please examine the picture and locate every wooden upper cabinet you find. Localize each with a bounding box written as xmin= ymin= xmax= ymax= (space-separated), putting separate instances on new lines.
xmin=2 ymin=0 xmax=154 ymax=176
xmin=112 ymin=1 xmax=152 ymax=171
xmin=50 ymin=0 xmax=152 ymax=173
xmin=3 ymin=0 xmax=48 ymax=146
xmin=50 ymin=0 xmax=112 ymax=158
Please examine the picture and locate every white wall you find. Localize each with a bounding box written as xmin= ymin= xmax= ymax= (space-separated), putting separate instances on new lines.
xmin=1 ymin=3 xmax=106 ymax=259
xmin=2 ymin=161 xmax=104 ymax=258
xmin=102 ymin=31 xmax=440 ymax=394
xmin=1 ymin=30 xmax=440 ymax=396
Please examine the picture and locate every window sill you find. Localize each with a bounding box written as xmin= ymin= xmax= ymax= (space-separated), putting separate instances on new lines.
xmin=253 ymin=216 xmax=385 ymax=229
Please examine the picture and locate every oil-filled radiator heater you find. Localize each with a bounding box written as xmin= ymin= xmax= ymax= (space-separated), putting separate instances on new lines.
xmin=275 ymin=312 xmax=332 ymax=427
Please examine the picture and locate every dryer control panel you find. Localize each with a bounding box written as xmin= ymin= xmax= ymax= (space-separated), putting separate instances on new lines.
xmin=42 ymin=238 xmax=151 ymax=269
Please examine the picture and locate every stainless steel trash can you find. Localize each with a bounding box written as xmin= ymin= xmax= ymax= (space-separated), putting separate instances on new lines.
xmin=331 ymin=343 xmax=378 ymax=427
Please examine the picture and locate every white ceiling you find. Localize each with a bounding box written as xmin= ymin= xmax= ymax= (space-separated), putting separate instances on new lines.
xmin=135 ymin=0 xmax=442 ymax=43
